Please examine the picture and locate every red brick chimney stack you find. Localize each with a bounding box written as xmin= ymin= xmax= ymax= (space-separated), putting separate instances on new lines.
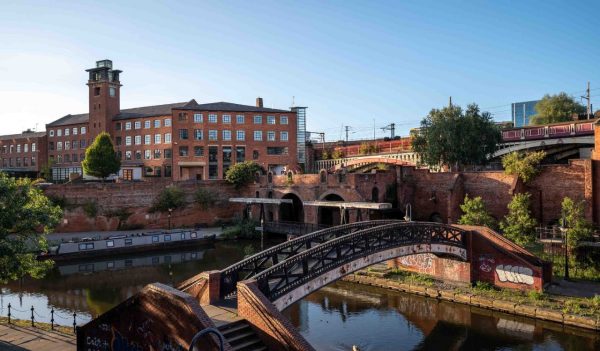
xmin=256 ymin=97 xmax=263 ymax=108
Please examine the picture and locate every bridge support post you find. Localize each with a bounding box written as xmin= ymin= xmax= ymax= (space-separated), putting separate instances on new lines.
xmin=200 ymin=270 xmax=222 ymax=305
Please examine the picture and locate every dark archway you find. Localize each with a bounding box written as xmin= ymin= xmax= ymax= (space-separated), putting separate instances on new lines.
xmin=318 ymin=193 xmax=345 ymax=226
xmin=280 ymin=193 xmax=304 ymax=223
xmin=371 ymin=187 xmax=379 ymax=202
xmin=429 ymin=212 xmax=444 ymax=223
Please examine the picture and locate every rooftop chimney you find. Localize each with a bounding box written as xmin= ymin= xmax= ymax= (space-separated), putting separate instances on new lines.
xmin=256 ymin=97 xmax=263 ymax=108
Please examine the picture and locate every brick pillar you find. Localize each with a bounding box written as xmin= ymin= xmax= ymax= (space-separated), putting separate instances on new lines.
xmin=199 ymin=270 xmax=221 ymax=305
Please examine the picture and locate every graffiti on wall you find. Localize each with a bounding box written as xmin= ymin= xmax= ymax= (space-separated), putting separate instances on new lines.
xmin=399 ymin=253 xmax=434 ymax=273
xmin=477 ymin=254 xmax=496 ymax=273
xmin=495 ymin=265 xmax=534 ymax=285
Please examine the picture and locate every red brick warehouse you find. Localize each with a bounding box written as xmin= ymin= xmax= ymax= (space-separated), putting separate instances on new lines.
xmin=5 ymin=59 xmax=307 ymax=181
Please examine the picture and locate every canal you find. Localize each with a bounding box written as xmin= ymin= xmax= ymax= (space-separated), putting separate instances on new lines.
xmin=1 ymin=241 xmax=598 ymax=350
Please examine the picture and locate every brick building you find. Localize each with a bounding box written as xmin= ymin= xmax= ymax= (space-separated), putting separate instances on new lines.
xmin=0 ymin=130 xmax=47 ymax=178
xmin=39 ymin=59 xmax=305 ymax=181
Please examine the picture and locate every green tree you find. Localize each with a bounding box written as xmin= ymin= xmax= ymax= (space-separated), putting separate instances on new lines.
xmin=412 ymin=104 xmax=501 ymax=170
xmin=331 ymin=149 xmax=344 ymax=159
xmin=82 ymin=132 xmax=121 ymax=181
xmin=0 ymin=173 xmax=62 ymax=283
xmin=502 ymin=151 xmax=546 ymax=183
xmin=529 ymin=92 xmax=585 ymax=125
xmin=150 ymin=186 xmax=186 ymax=213
xmin=561 ymin=197 xmax=593 ymax=249
xmin=225 ymin=161 xmax=263 ymax=189
xmin=458 ymin=195 xmax=496 ymax=229
xmin=195 ymin=187 xmax=220 ymax=210
xmin=499 ymin=193 xmax=537 ymax=246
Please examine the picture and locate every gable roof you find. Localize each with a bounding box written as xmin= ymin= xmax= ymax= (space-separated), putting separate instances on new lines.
xmin=46 ymin=99 xmax=292 ymax=127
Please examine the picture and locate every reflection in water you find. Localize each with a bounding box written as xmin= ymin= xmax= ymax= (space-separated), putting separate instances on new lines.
xmin=0 ymin=240 xmax=272 ymax=325
xmin=284 ymin=281 xmax=600 ymax=351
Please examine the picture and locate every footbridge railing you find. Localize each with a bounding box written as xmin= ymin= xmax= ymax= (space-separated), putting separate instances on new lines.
xmin=252 ymin=222 xmax=468 ymax=307
xmin=219 ymin=220 xmax=401 ymax=299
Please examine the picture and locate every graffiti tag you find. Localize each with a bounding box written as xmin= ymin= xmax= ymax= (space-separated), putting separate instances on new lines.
xmin=399 ymin=254 xmax=434 ymax=272
xmin=495 ymin=265 xmax=534 ymax=285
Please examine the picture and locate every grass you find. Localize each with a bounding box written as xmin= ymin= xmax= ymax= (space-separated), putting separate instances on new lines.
xmin=380 ymin=269 xmax=600 ymax=319
xmin=0 ymin=316 xmax=74 ymax=335
xmin=527 ymin=242 xmax=600 ymax=282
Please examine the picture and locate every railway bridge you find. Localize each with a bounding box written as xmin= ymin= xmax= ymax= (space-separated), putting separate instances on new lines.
xmin=77 ymin=220 xmax=549 ymax=351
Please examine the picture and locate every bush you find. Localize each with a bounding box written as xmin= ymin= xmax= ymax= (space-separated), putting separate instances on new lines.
xmin=331 ymin=149 xmax=344 ymax=159
xmin=225 ymin=161 xmax=263 ymax=189
xmin=500 ymin=193 xmax=537 ymax=246
xmin=150 ymin=186 xmax=186 ymax=213
xmin=195 ymin=187 xmax=219 ymax=210
xmin=221 ymin=219 xmax=259 ymax=239
xmin=458 ymin=195 xmax=496 ymax=229
xmin=82 ymin=201 xmax=98 ymax=218
xmin=502 ymin=151 xmax=546 ymax=183
xmin=103 ymin=208 xmax=131 ymax=221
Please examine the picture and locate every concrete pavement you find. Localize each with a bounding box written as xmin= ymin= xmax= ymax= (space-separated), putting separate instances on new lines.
xmin=0 ymin=323 xmax=75 ymax=351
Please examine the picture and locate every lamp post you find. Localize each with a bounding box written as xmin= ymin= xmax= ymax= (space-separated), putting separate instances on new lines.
xmin=404 ymin=203 xmax=412 ymax=222
xmin=168 ymin=208 xmax=173 ymax=231
xmin=559 ymin=215 xmax=570 ymax=281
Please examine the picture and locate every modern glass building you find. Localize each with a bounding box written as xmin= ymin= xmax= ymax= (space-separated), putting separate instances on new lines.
xmin=512 ymin=100 xmax=540 ymax=127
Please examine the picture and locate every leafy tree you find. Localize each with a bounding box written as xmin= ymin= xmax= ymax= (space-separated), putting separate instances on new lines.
xmin=458 ymin=195 xmax=496 ymax=229
xmin=82 ymin=132 xmax=121 ymax=181
xmin=359 ymin=142 xmax=378 ymax=155
xmin=502 ymin=151 xmax=546 ymax=183
xmin=150 ymin=186 xmax=186 ymax=213
xmin=0 ymin=173 xmax=62 ymax=283
xmin=412 ymin=104 xmax=500 ymax=170
xmin=331 ymin=149 xmax=344 ymax=159
xmin=225 ymin=161 xmax=263 ymax=189
xmin=320 ymin=150 xmax=330 ymax=160
xmin=529 ymin=92 xmax=585 ymax=125
xmin=195 ymin=187 xmax=220 ymax=210
xmin=499 ymin=193 xmax=537 ymax=246
xmin=561 ymin=197 xmax=593 ymax=249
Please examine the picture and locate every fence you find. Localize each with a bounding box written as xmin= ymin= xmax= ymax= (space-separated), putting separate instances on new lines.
xmin=5 ymin=303 xmax=79 ymax=333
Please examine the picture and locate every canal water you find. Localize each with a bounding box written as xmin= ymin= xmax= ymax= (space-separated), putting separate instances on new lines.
xmin=1 ymin=241 xmax=598 ymax=350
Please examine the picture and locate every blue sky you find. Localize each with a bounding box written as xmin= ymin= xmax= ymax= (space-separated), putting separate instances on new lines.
xmin=1 ymin=0 xmax=599 ymax=140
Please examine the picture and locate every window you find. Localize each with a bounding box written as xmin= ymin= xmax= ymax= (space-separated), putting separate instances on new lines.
xmin=267 ymin=116 xmax=276 ymax=125
xmin=154 ymin=120 xmax=161 ymax=128
xmin=81 ymin=139 xmax=87 ymax=148
xmin=164 ymin=234 xmax=171 ymax=242
xmin=280 ymin=115 xmax=288 ymax=124
xmin=254 ymin=131 xmax=262 ymax=141
xmin=135 ymin=150 xmax=142 ymax=160
xmin=125 ymin=136 xmax=132 ymax=146
xmin=31 ymin=156 xmax=36 ymax=166
xmin=179 ymin=129 xmax=188 ymax=139
xmin=164 ymin=118 xmax=171 ymax=127
xmin=165 ymin=165 xmax=172 ymax=177
xmin=267 ymin=131 xmax=275 ymax=141
xmin=253 ymin=150 xmax=259 ymax=160
xmin=145 ymin=135 xmax=151 ymax=145
xmin=107 ymin=240 xmax=114 ymax=247
xmin=23 ymin=157 xmax=29 ymax=166
xmin=144 ymin=120 xmax=151 ymax=129
xmin=236 ymin=130 xmax=245 ymax=141
xmin=191 ymin=232 xmax=197 ymax=239
xmin=194 ymin=146 xmax=204 ymax=156
xmin=79 ymin=243 xmax=94 ymax=251
xmin=254 ymin=115 xmax=262 ymax=124
xmin=125 ymin=122 xmax=132 ymax=130
xmin=154 ymin=167 xmax=162 ymax=177
xmin=49 ymin=130 xmax=54 ymax=137
xmin=267 ymin=147 xmax=288 ymax=155
xmin=135 ymin=135 xmax=141 ymax=145
xmin=125 ymin=151 xmax=132 ymax=160
xmin=181 ymin=233 xmax=186 ymax=240
xmin=134 ymin=121 xmax=141 ymax=129
xmin=236 ymin=146 xmax=245 ymax=162
xmin=209 ymin=130 xmax=217 ymax=141
xmin=164 ymin=149 xmax=172 ymax=159
xmin=73 ymin=127 xmax=78 ymax=135
xmin=16 ymin=145 xmax=21 ymax=153
xmin=49 ymin=142 xmax=54 ymax=151
xmin=57 ymin=142 xmax=63 ymax=151
xmin=236 ymin=115 xmax=245 ymax=124
xmin=109 ymin=87 xmax=116 ymax=97
xmin=178 ymin=112 xmax=188 ymax=121
xmin=194 ymin=129 xmax=203 ymax=140
xmin=125 ymin=239 xmax=133 ymax=246
xmin=194 ymin=113 xmax=203 ymax=123
xmin=223 ymin=115 xmax=231 ymax=124
xmin=179 ymin=146 xmax=188 ymax=156
xmin=115 ymin=123 xmax=122 ymax=131
xmin=154 ymin=149 xmax=161 ymax=159
xmin=24 ymin=144 xmax=28 ymax=153
xmin=65 ymin=128 xmax=70 ymax=136
xmin=223 ymin=130 xmax=231 ymax=141
xmin=154 ymin=134 xmax=161 ymax=144
xmin=65 ymin=141 xmax=70 ymax=150
xmin=16 ymin=157 xmax=21 ymax=166
xmin=81 ymin=127 xmax=86 ymax=134
xmin=145 ymin=150 xmax=151 ymax=159
xmin=72 ymin=153 xmax=78 ymax=162
xmin=165 ymin=133 xmax=172 ymax=144
xmin=280 ymin=131 xmax=289 ymax=141
xmin=72 ymin=140 xmax=79 ymax=149
xmin=208 ymin=114 xmax=217 ymax=123
xmin=57 ymin=129 xmax=62 ymax=137
xmin=152 ymin=236 xmax=159 ymax=243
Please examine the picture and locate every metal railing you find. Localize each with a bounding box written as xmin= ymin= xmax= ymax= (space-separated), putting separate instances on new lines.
xmin=6 ymin=303 xmax=78 ymax=333
xmin=263 ymin=221 xmax=329 ymax=236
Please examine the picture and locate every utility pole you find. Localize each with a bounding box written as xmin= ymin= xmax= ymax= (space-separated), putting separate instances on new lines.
xmin=345 ymin=126 xmax=351 ymax=143
xmin=581 ymin=82 xmax=591 ymax=119
xmin=381 ymin=123 xmax=395 ymax=138
xmin=449 ymin=96 xmax=453 ymax=108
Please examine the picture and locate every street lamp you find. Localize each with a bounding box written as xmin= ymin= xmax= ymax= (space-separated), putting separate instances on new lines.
xmin=559 ymin=215 xmax=570 ymax=281
xmin=404 ymin=203 xmax=412 ymax=222
xmin=168 ymin=208 xmax=173 ymax=231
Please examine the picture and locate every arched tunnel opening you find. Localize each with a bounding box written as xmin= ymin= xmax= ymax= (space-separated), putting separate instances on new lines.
xmin=318 ymin=193 xmax=346 ymax=226
xmin=280 ymin=193 xmax=304 ymax=223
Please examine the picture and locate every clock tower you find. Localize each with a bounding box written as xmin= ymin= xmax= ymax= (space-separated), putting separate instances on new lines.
xmin=86 ymin=59 xmax=122 ymax=140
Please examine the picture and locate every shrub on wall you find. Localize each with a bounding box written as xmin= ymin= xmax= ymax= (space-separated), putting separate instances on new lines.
xmin=458 ymin=195 xmax=496 ymax=229
xmin=82 ymin=200 xmax=99 ymax=218
xmin=150 ymin=186 xmax=186 ymax=213
xmin=499 ymin=193 xmax=537 ymax=246
xmin=502 ymin=151 xmax=546 ymax=183
xmin=225 ymin=161 xmax=263 ymax=189
xmin=195 ymin=187 xmax=220 ymax=210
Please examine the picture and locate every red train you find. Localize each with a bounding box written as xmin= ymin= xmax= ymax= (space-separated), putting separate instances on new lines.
xmin=501 ymin=119 xmax=597 ymax=142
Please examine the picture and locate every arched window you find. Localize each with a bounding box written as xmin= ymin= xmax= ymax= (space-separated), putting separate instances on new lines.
xmin=319 ymin=170 xmax=327 ymax=183
xmin=255 ymin=191 xmax=260 ymax=198
xmin=267 ymin=172 xmax=273 ymax=184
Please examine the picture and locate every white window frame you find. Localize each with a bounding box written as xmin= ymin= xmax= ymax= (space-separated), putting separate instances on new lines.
xmin=267 ymin=131 xmax=275 ymax=141
xmin=135 ymin=121 xmax=141 ymax=129
xmin=267 ymin=116 xmax=276 ymax=125
xmin=145 ymin=135 xmax=151 ymax=145
xmin=222 ymin=115 xmax=231 ymax=124
xmin=154 ymin=134 xmax=161 ymax=144
xmin=254 ymin=131 xmax=262 ymax=141
xmin=236 ymin=115 xmax=245 ymax=124
xmin=236 ymin=130 xmax=245 ymax=141
xmin=135 ymin=135 xmax=141 ymax=145
xmin=208 ymin=130 xmax=218 ymax=141
xmin=281 ymin=131 xmax=289 ymax=141
xmin=194 ymin=113 xmax=203 ymax=123
xmin=144 ymin=120 xmax=151 ymax=129
xmin=165 ymin=133 xmax=172 ymax=144
xmin=280 ymin=115 xmax=288 ymax=125
xmin=164 ymin=118 xmax=172 ymax=127
xmin=125 ymin=136 xmax=132 ymax=146
xmin=223 ymin=130 xmax=232 ymax=141
xmin=154 ymin=120 xmax=161 ymax=128
xmin=125 ymin=122 xmax=132 ymax=130
xmin=208 ymin=114 xmax=217 ymax=123
xmin=254 ymin=115 xmax=262 ymax=124
xmin=49 ymin=130 xmax=54 ymax=137
xmin=81 ymin=127 xmax=86 ymax=134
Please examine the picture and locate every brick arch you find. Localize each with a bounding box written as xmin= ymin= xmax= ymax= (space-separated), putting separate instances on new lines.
xmin=279 ymin=192 xmax=304 ymax=223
